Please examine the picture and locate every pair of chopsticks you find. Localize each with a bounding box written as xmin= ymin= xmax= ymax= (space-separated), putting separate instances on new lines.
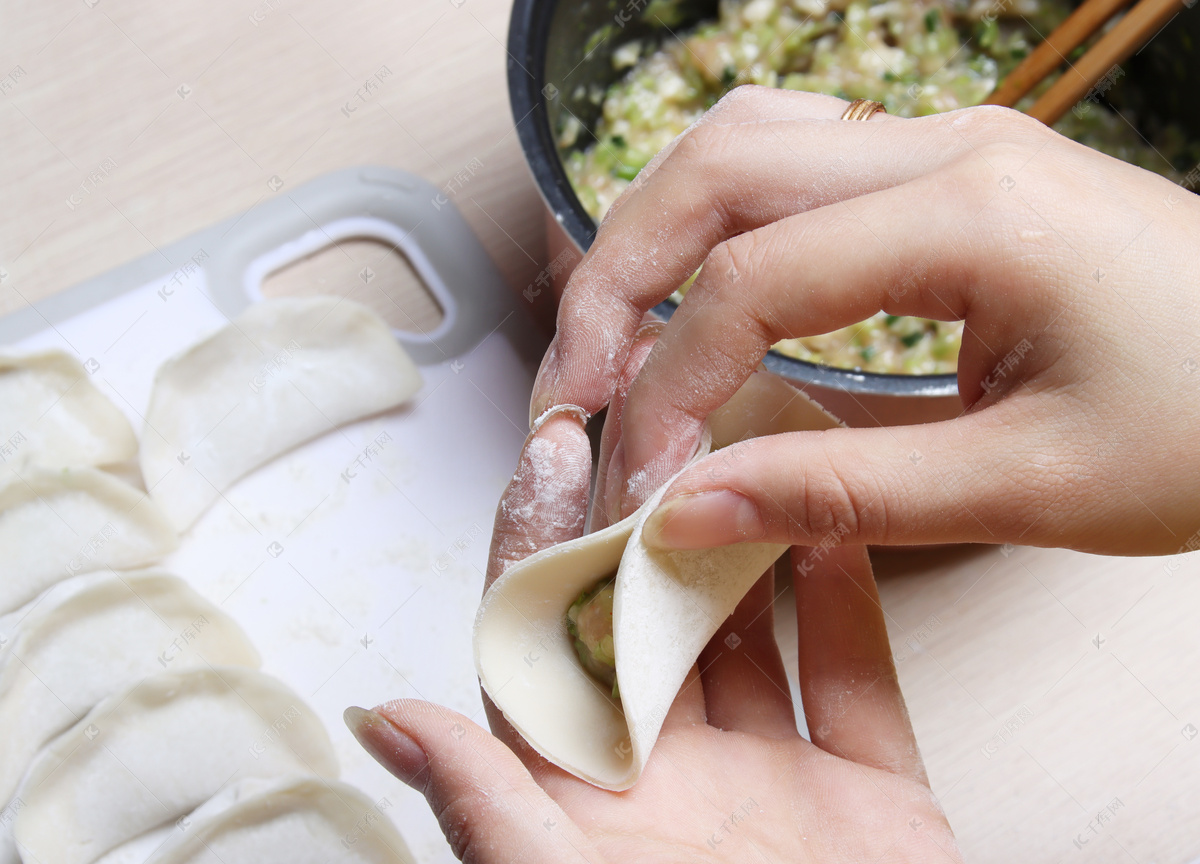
xmin=984 ymin=0 xmax=1188 ymax=125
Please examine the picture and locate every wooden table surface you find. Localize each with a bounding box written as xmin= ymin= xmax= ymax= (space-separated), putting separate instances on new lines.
xmin=3 ymin=2 xmax=1198 ymax=861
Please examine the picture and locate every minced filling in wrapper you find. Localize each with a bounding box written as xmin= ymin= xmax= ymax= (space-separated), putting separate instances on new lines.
xmin=566 ymin=576 xmax=618 ymax=698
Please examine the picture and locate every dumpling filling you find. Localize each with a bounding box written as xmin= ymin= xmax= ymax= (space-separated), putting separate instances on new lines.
xmin=565 ymin=577 xmax=619 ymax=699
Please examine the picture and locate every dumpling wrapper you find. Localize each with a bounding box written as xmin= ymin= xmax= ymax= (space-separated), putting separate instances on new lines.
xmin=0 ymin=467 xmax=178 ymax=615
xmin=0 ymin=351 xmax=137 ymax=471
xmin=140 ymin=297 xmax=422 ymax=531
xmin=13 ymin=666 xmax=339 ymax=864
xmin=474 ymin=371 xmax=841 ymax=790
xmin=0 ymin=569 xmax=260 ymax=807
xmin=142 ymin=776 xmax=415 ymax=864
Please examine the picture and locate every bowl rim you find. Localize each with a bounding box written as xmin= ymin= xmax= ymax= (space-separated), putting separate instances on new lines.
xmin=506 ymin=0 xmax=960 ymax=399
xmin=507 ymin=0 xmax=599 ymax=251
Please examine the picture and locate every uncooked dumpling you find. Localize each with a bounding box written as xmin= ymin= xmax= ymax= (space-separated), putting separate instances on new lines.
xmin=474 ymin=371 xmax=840 ymax=790
xmin=13 ymin=666 xmax=338 ymax=864
xmin=0 ymin=351 xmax=136 ymax=471
xmin=144 ymin=776 xmax=415 ymax=864
xmin=140 ymin=297 xmax=423 ymax=531
xmin=0 ymin=569 xmax=260 ymax=806
xmin=0 ymin=467 xmax=178 ymax=615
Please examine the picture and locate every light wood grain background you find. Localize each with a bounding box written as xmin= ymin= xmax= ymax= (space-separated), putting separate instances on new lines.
xmin=3 ymin=1 xmax=1199 ymax=861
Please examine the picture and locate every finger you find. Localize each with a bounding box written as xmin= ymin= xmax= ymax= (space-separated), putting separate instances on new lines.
xmin=616 ymin=157 xmax=1058 ymax=514
xmin=788 ymin=546 xmax=928 ymax=784
xmin=619 ymin=144 xmax=1080 ymax=525
xmin=531 ymin=100 xmax=1037 ymax=422
xmin=639 ymin=410 xmax=1056 ymax=549
xmin=486 ymin=406 xmax=593 ymax=589
xmin=590 ymin=322 xmax=709 ymax=731
xmin=591 ymin=319 xmax=663 ymax=531
xmin=348 ymin=701 xmax=599 ymax=864
xmin=698 ymin=567 xmax=798 ymax=738
xmin=602 ymin=86 xmax=858 ymax=225
xmin=483 ymin=406 xmax=593 ymax=761
xmin=661 ymin=660 xmax=708 ymax=731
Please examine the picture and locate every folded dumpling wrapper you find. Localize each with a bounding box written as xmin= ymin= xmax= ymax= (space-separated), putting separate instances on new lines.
xmin=140 ymin=297 xmax=423 ymax=531
xmin=13 ymin=666 xmax=338 ymax=864
xmin=0 ymin=467 xmax=178 ymax=615
xmin=0 ymin=569 xmax=260 ymax=807
xmin=142 ymin=776 xmax=415 ymax=864
xmin=0 ymin=350 xmax=137 ymax=471
xmin=474 ymin=372 xmax=841 ymax=790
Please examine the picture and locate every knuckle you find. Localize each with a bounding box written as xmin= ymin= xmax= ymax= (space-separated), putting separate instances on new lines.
xmin=697 ymin=229 xmax=796 ymax=343
xmin=946 ymin=145 xmax=1019 ymax=210
xmin=669 ymin=319 xmax=755 ymax=398
xmin=666 ymin=125 xmax=742 ymax=234
xmin=975 ymin=140 xmax=1027 ymax=167
xmin=435 ymin=786 xmax=543 ymax=864
xmin=673 ymin=119 xmax=729 ymax=165
xmin=782 ymin=454 xmax=886 ymax=544
xmin=801 ymin=476 xmax=859 ymax=542
xmin=709 ymin=82 xmax=768 ymax=115
xmin=704 ymin=229 xmax=777 ymax=295
xmin=703 ymin=235 xmax=754 ymax=289
xmin=672 ymin=128 xmax=743 ymax=197
xmin=433 ymin=796 xmax=478 ymax=861
xmin=951 ymin=107 xmax=1054 ymax=173
xmin=959 ymin=103 xmax=1041 ymax=138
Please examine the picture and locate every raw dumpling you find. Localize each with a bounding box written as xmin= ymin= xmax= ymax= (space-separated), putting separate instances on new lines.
xmin=0 ymin=351 xmax=136 ymax=471
xmin=140 ymin=297 xmax=423 ymax=531
xmin=144 ymin=776 xmax=415 ymax=864
xmin=0 ymin=467 xmax=178 ymax=615
xmin=474 ymin=371 xmax=841 ymax=790
xmin=13 ymin=666 xmax=338 ymax=864
xmin=0 ymin=569 xmax=260 ymax=806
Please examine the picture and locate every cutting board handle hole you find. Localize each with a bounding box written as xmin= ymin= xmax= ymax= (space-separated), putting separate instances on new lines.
xmin=259 ymin=236 xmax=445 ymax=337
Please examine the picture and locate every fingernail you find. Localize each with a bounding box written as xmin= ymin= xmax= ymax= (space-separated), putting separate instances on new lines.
xmin=632 ymin=318 xmax=665 ymax=341
xmin=528 ymin=339 xmax=560 ymax=427
xmin=643 ymin=490 xmax=765 ymax=550
xmin=344 ymin=706 xmax=428 ymax=788
xmin=529 ymin=402 xmax=588 ymax=436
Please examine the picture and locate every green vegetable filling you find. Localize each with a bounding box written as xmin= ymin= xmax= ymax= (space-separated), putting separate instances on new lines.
xmin=562 ymin=0 xmax=1196 ymax=377
xmin=566 ymin=576 xmax=620 ymax=699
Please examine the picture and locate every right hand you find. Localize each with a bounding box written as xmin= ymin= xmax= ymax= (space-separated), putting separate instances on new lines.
xmin=531 ymin=87 xmax=1200 ymax=556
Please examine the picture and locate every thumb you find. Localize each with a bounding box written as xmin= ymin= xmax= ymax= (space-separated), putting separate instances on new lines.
xmin=641 ymin=405 xmax=1063 ymax=550
xmin=346 ymin=701 xmax=599 ymax=864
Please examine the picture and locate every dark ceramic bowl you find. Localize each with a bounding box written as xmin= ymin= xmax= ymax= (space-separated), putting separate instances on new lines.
xmin=506 ymin=0 xmax=1196 ymax=426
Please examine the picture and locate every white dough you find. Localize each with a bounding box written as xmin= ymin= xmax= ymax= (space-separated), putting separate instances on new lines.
xmin=140 ymin=297 xmax=423 ymax=531
xmin=0 ymin=351 xmax=137 ymax=471
xmin=0 ymin=569 xmax=260 ymax=807
xmin=0 ymin=467 xmax=178 ymax=615
xmin=474 ymin=371 xmax=841 ymax=789
xmin=13 ymin=666 xmax=339 ymax=864
xmin=142 ymin=776 xmax=415 ymax=864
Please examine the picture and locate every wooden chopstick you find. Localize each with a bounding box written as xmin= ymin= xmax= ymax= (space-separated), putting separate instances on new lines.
xmin=984 ymin=0 xmax=1134 ymax=108
xmin=984 ymin=0 xmax=1188 ymax=126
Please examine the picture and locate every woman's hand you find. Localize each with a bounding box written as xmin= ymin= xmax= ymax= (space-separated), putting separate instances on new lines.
xmin=347 ymin=409 xmax=960 ymax=863
xmin=532 ymin=87 xmax=1200 ymax=556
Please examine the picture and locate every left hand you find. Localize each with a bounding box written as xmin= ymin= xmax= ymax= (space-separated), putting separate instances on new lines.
xmin=346 ymin=337 xmax=960 ymax=863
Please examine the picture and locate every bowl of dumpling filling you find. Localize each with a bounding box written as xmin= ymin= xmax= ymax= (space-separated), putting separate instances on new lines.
xmin=507 ymin=0 xmax=1198 ymax=425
